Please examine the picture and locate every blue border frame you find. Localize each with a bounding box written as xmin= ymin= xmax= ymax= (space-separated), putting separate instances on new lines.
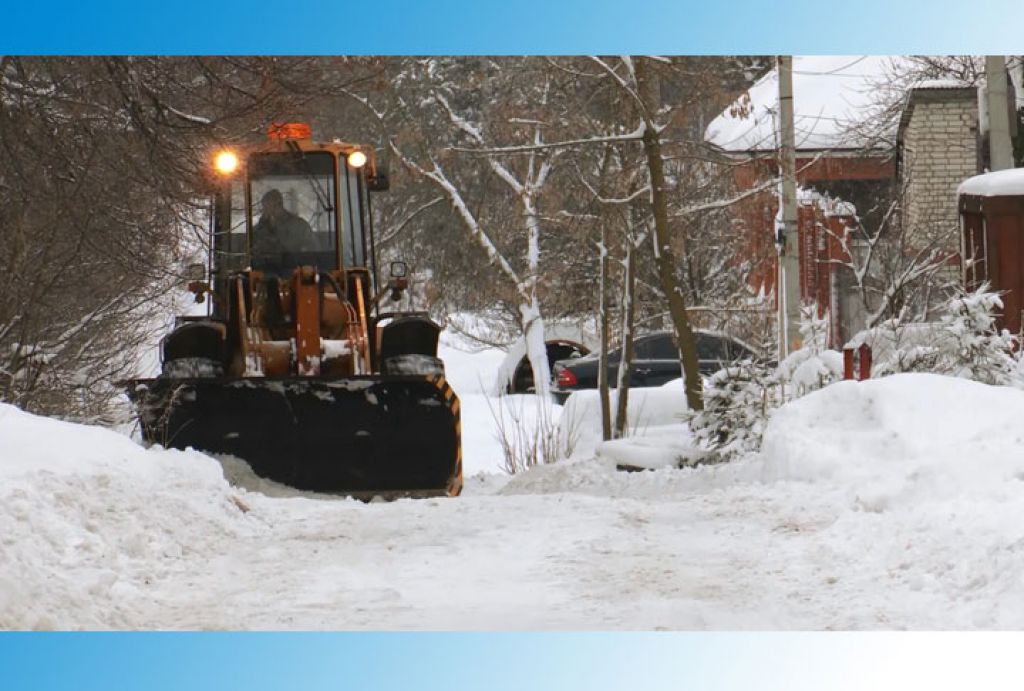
xmin=4 ymin=632 xmax=1024 ymax=691
xmin=3 ymin=2 xmax=1023 ymax=690
xmin=2 ymin=0 xmax=1020 ymax=54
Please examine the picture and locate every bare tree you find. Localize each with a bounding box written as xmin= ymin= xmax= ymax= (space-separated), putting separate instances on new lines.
xmin=324 ymin=56 xmax=766 ymax=428
xmin=821 ymin=180 xmax=959 ymax=330
xmin=0 ymin=57 xmax=364 ymax=421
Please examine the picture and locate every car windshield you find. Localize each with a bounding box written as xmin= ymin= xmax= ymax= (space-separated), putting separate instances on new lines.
xmin=696 ymin=336 xmax=728 ymax=361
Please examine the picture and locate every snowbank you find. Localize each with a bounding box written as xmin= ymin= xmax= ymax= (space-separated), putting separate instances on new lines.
xmin=460 ymin=392 xmax=562 ymax=476
xmin=0 ymin=403 xmax=248 ymax=629
xmin=760 ymin=373 xmax=1024 ymax=508
xmin=437 ymin=338 xmax=563 ymax=476
xmin=437 ymin=333 xmax=508 ymax=397
xmin=557 ymin=385 xmax=704 ymax=469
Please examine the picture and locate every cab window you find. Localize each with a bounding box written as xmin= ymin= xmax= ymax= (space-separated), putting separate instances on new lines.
xmin=248 ymin=151 xmax=337 ymax=274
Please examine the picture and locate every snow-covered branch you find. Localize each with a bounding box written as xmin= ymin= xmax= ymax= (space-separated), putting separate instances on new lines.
xmin=449 ymin=123 xmax=647 ymax=155
xmin=389 ymin=139 xmax=527 ymax=301
xmin=673 ymin=175 xmax=779 ymax=216
xmin=577 ymin=172 xmax=651 ymax=205
xmin=376 ymin=196 xmax=446 ymax=247
xmin=434 ymin=90 xmax=484 ymax=143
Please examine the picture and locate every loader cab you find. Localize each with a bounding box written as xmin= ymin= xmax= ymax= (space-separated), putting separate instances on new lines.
xmin=215 ymin=150 xmax=369 ymax=273
xmin=210 ymin=128 xmax=376 ymax=313
xmin=205 ymin=127 xmax=382 ymax=327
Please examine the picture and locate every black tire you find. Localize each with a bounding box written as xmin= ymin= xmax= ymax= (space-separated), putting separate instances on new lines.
xmin=382 ymin=354 xmax=445 ymax=377
xmin=161 ymin=357 xmax=224 ymax=379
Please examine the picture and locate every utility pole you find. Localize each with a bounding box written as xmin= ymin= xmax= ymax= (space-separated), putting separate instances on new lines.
xmin=777 ymin=56 xmax=801 ymax=359
xmin=986 ymin=56 xmax=1014 ymax=171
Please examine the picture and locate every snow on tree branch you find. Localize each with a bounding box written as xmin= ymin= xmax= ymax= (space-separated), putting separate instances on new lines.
xmin=449 ymin=123 xmax=647 ymax=155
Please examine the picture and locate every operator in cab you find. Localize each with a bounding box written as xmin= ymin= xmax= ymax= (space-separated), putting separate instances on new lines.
xmin=251 ymin=189 xmax=318 ymax=265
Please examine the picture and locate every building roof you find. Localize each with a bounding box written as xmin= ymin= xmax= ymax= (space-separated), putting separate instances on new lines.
xmin=705 ymin=56 xmax=907 ymax=154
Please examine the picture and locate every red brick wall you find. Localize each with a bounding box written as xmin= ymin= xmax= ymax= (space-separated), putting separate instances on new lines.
xmin=730 ymin=157 xmax=871 ymax=346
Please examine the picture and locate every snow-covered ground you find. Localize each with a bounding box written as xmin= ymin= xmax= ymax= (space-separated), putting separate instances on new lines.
xmin=4 ymin=338 xmax=1024 ymax=630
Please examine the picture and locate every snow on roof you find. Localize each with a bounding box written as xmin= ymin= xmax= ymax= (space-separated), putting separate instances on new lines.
xmin=824 ymin=200 xmax=858 ymax=218
xmin=912 ymin=78 xmax=974 ymax=90
xmin=705 ymin=56 xmax=905 ymax=153
xmin=797 ymin=186 xmax=857 ymax=217
xmin=957 ymin=168 xmax=1024 ymax=197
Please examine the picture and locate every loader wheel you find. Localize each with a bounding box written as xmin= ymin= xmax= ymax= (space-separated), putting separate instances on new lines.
xmin=381 ymin=354 xmax=445 ymax=377
xmin=162 ymin=357 xmax=224 ymax=379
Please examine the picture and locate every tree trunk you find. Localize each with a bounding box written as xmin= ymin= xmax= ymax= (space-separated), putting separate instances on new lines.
xmin=614 ymin=233 xmax=637 ymax=438
xmin=522 ymin=189 xmax=551 ymax=400
xmin=520 ymin=297 xmax=550 ymax=399
xmin=596 ymin=147 xmax=614 ymax=441
xmin=599 ymin=223 xmax=613 ymax=441
xmin=635 ymin=57 xmax=703 ymax=411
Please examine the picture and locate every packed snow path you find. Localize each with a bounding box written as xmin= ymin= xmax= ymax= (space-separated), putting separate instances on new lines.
xmin=6 ymin=363 xmax=1024 ymax=630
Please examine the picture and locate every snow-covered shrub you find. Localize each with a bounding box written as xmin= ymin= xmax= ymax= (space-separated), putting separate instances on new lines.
xmin=484 ymin=394 xmax=560 ymax=474
xmin=935 ymin=286 xmax=1017 ymax=384
xmin=859 ymin=285 xmax=1017 ymax=385
xmin=689 ymin=305 xmax=843 ymax=461
xmin=861 ymin=318 xmax=942 ymax=376
xmin=776 ymin=306 xmax=843 ymax=398
xmin=689 ymin=359 xmax=776 ymax=461
xmin=693 ymin=287 xmax=1019 ymax=462
xmin=1011 ymin=354 xmax=1024 ymax=390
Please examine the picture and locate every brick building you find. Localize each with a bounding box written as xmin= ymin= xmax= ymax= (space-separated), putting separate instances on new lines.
xmin=705 ymin=56 xmax=897 ymax=347
xmin=705 ymin=58 xmax=1002 ymax=348
xmin=896 ymin=84 xmax=980 ymax=262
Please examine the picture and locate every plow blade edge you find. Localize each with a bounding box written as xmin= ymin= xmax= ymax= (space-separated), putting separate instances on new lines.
xmin=126 ymin=375 xmax=462 ymax=496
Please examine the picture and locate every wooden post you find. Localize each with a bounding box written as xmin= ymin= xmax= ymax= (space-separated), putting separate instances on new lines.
xmin=986 ymin=56 xmax=1014 ymax=172
xmin=843 ymin=348 xmax=855 ymax=380
xmin=777 ymin=56 xmax=801 ymax=358
xmin=858 ymin=343 xmax=872 ymax=381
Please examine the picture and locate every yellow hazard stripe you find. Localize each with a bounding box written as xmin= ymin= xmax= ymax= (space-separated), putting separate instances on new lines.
xmin=452 ymin=398 xmax=462 ymax=491
xmin=427 ymin=373 xmax=463 ymax=497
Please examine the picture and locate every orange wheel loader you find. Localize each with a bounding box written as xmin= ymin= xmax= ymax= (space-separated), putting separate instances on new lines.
xmin=125 ymin=124 xmax=462 ymax=498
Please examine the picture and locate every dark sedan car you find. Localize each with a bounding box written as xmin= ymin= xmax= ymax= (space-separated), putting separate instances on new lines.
xmin=550 ymin=330 xmax=757 ymax=403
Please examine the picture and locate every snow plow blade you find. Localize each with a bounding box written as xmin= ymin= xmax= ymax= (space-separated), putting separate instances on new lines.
xmin=125 ymin=375 xmax=462 ymax=497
